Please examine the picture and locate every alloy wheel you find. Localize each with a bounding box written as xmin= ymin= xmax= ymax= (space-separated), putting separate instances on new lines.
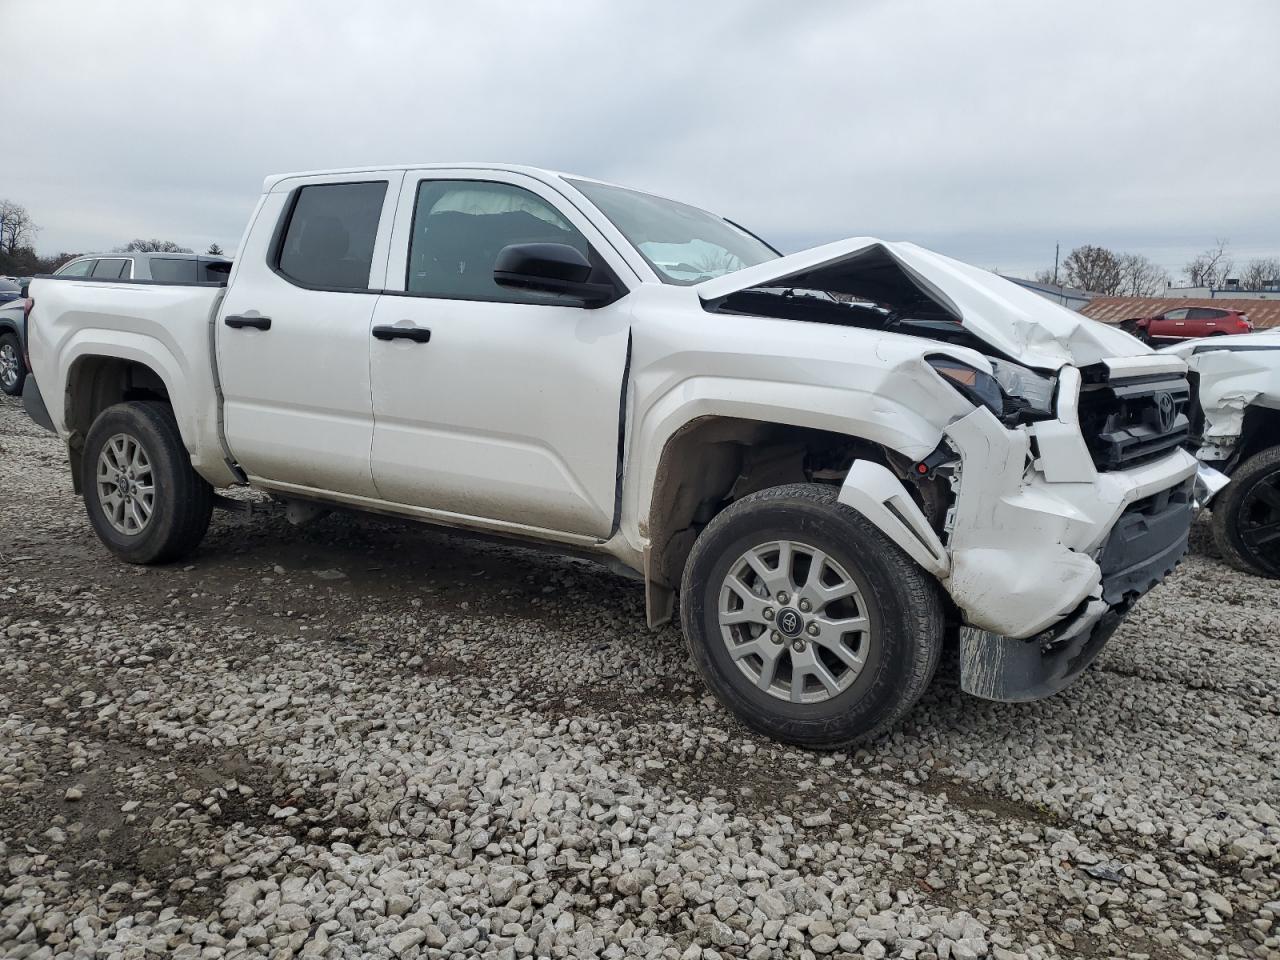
xmin=96 ymin=433 xmax=156 ymax=535
xmin=717 ymin=539 xmax=873 ymax=704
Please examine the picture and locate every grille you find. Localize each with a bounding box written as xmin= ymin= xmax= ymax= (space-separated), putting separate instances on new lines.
xmin=1077 ymin=372 xmax=1190 ymax=471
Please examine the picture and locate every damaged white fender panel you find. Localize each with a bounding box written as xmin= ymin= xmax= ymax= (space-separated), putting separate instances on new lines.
xmin=1163 ymin=332 xmax=1280 ymax=461
xmin=837 ymin=460 xmax=949 ymax=578
xmin=941 ymin=406 xmax=1198 ymax=639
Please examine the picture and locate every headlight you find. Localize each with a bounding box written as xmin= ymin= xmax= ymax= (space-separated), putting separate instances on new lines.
xmin=926 ymin=355 xmax=1003 ymax=416
xmin=927 ymin=355 xmax=1057 ymax=423
xmin=988 ymin=358 xmax=1056 ymax=420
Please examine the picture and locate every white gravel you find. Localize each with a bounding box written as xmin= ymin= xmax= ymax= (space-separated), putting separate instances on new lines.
xmin=1 ymin=393 xmax=1277 ymax=960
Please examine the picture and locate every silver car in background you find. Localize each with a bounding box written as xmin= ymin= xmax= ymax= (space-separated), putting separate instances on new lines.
xmin=54 ymin=252 xmax=231 ymax=283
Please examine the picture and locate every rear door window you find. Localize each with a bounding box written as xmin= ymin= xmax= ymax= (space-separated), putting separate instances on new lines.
xmin=276 ymin=181 xmax=388 ymax=290
xmin=149 ymin=258 xmax=198 ymax=283
xmin=91 ymin=258 xmax=131 ymax=279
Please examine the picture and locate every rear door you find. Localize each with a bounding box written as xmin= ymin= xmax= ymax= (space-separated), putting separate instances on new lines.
xmin=217 ymin=172 xmax=402 ymax=497
xmin=367 ymin=170 xmax=634 ymax=539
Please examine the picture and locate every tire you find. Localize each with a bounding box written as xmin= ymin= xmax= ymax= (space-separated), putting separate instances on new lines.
xmin=0 ymin=331 xmax=25 ymax=396
xmin=680 ymin=482 xmax=944 ymax=749
xmin=1211 ymin=446 xmax=1280 ymax=579
xmin=81 ymin=401 xmax=214 ymax=564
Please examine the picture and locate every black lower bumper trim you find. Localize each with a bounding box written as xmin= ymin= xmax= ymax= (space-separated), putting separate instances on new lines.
xmin=22 ymin=375 xmax=55 ymax=433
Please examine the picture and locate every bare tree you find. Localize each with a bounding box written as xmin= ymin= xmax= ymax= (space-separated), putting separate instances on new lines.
xmin=206 ymin=243 xmax=224 ymax=256
xmin=0 ymin=199 xmax=38 ymax=255
xmin=1032 ymin=268 xmax=1057 ymax=285
xmin=117 ymin=238 xmax=194 ymax=253
xmin=1239 ymin=257 xmax=1280 ymax=290
xmin=1183 ymin=238 xmax=1234 ymax=287
xmin=1061 ymin=245 xmax=1123 ymax=295
xmin=1116 ymin=253 xmax=1169 ymax=296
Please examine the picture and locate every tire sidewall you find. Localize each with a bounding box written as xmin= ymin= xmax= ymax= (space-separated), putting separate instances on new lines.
xmin=1214 ymin=447 xmax=1280 ymax=578
xmin=82 ymin=403 xmax=188 ymax=563
xmin=682 ymin=490 xmax=938 ymax=745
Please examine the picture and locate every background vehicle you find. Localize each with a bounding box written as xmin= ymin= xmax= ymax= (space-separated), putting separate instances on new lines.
xmin=54 ymin=251 xmax=231 ymax=282
xmin=1122 ymin=305 xmax=1253 ymax=342
xmin=23 ymin=164 xmax=1201 ymax=747
xmin=0 ymin=277 xmax=22 ymax=304
xmin=0 ymin=296 xmax=27 ymax=396
xmin=1164 ymin=332 xmax=1280 ymax=577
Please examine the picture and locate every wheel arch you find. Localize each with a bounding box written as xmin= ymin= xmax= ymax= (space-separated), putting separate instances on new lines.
xmin=638 ymin=411 xmax=952 ymax=627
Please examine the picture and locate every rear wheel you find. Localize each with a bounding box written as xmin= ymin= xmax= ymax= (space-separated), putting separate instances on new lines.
xmin=680 ymin=483 xmax=944 ymax=749
xmin=81 ymin=401 xmax=214 ymax=564
xmin=0 ymin=332 xmax=24 ymax=396
xmin=1211 ymin=447 xmax=1280 ymax=578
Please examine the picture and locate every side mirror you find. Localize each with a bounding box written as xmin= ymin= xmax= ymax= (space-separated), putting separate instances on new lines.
xmin=493 ymin=243 xmax=617 ymax=307
xmin=19 ymin=282 xmax=29 ymax=298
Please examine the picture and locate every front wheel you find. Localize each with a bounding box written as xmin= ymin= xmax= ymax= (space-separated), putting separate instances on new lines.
xmin=1211 ymin=447 xmax=1280 ymax=578
xmin=680 ymin=483 xmax=944 ymax=749
xmin=82 ymin=401 xmax=214 ymax=564
xmin=0 ymin=331 xmax=25 ymax=396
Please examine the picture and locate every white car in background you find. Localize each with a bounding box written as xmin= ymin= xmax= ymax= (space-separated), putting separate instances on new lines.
xmin=23 ymin=164 xmax=1205 ymax=746
xmin=1163 ymin=331 xmax=1280 ymax=577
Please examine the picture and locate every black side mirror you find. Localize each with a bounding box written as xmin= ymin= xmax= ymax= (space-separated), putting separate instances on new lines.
xmin=19 ymin=282 xmax=29 ymax=298
xmin=493 ymin=243 xmax=617 ymax=307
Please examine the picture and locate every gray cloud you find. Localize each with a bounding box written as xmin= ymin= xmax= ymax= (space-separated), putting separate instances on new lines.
xmin=6 ymin=0 xmax=1279 ymax=276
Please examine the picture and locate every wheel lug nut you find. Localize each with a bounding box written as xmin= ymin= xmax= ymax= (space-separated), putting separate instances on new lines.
xmin=770 ymin=631 xmax=781 ymax=643
xmin=763 ymin=608 xmax=775 ymax=621
xmin=798 ymin=599 xmax=811 ymax=612
xmin=791 ymin=639 xmax=805 ymax=652
xmin=776 ymin=592 xmax=789 ymax=604
xmin=807 ymin=623 xmax=819 ymax=637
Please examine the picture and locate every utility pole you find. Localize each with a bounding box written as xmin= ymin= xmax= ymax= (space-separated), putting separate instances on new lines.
xmin=1052 ymin=243 xmax=1060 ymax=286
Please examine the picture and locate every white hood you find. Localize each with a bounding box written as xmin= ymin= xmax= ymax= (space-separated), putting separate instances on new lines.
xmin=696 ymin=238 xmax=1149 ymax=370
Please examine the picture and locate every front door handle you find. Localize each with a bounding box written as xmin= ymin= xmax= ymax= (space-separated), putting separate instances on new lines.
xmin=225 ymin=314 xmax=271 ymax=330
xmin=372 ymin=324 xmax=431 ymax=343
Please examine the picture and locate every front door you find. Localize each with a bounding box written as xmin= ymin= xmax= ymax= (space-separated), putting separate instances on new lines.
xmin=218 ymin=174 xmax=401 ymax=497
xmin=368 ymin=173 xmax=633 ymax=539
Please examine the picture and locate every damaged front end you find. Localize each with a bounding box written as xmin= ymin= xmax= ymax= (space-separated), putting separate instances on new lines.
xmin=699 ymin=237 xmax=1205 ymax=702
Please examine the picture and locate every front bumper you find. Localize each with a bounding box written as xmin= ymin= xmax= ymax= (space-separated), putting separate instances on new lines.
xmin=958 ymin=477 xmax=1193 ymax=701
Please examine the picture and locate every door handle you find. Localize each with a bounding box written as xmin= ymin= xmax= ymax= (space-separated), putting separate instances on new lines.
xmin=372 ymin=324 xmax=431 ymax=343
xmin=225 ymin=315 xmax=272 ymax=330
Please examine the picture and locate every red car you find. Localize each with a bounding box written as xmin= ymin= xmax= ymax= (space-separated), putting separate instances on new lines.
xmin=1123 ymin=306 xmax=1253 ymax=342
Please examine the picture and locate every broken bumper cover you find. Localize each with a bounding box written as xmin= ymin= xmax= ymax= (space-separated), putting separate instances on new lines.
xmin=959 ymin=477 xmax=1194 ymax=701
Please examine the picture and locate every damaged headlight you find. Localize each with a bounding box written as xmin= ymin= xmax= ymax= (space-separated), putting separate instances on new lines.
xmin=988 ymin=358 xmax=1056 ymax=420
xmin=927 ymin=355 xmax=1056 ymax=423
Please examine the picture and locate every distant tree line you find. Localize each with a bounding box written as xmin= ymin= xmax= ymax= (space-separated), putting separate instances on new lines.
xmin=1036 ymin=239 xmax=1280 ymax=296
xmin=0 ymin=197 xmax=226 ymax=277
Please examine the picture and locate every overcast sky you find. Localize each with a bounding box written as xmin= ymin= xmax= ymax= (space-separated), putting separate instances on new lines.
xmin=5 ymin=0 xmax=1278 ymax=278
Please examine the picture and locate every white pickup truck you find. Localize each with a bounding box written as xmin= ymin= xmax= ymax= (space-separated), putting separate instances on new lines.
xmin=24 ymin=164 xmax=1208 ymax=747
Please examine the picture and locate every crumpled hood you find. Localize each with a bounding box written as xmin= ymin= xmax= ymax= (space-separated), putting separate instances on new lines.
xmin=696 ymin=238 xmax=1149 ymax=370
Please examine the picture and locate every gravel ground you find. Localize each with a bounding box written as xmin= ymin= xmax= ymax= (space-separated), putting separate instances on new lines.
xmin=1 ymin=392 xmax=1277 ymax=960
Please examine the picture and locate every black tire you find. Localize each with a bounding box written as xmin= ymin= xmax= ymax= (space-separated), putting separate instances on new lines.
xmin=1211 ymin=446 xmax=1280 ymax=579
xmin=680 ymin=482 xmax=944 ymax=749
xmin=81 ymin=401 xmax=214 ymax=564
xmin=0 ymin=331 xmax=25 ymax=396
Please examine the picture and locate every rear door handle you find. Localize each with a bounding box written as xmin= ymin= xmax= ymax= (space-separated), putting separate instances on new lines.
xmin=372 ymin=324 xmax=431 ymax=343
xmin=225 ymin=315 xmax=271 ymax=330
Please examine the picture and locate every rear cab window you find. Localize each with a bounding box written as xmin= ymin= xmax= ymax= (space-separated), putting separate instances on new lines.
xmin=275 ymin=181 xmax=388 ymax=290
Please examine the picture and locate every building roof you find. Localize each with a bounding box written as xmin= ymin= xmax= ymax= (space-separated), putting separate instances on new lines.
xmin=1081 ymin=296 xmax=1280 ymax=330
xmin=1001 ymin=276 xmax=1096 ymax=300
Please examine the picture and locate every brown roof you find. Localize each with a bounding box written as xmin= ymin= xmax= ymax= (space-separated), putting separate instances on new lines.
xmin=1081 ymin=296 xmax=1280 ymax=330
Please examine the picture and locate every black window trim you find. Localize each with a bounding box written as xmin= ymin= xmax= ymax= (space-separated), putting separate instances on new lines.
xmin=386 ymin=175 xmax=628 ymax=308
xmin=269 ymin=178 xmax=391 ymax=294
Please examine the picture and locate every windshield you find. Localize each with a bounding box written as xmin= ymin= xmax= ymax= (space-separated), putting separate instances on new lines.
xmin=568 ymin=178 xmax=778 ymax=285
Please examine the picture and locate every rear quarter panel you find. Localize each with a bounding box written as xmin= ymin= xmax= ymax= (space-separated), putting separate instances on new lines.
xmin=27 ymin=278 xmax=233 ymax=484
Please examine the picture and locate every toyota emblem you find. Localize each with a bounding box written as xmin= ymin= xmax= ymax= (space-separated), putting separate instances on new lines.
xmin=1154 ymin=392 xmax=1176 ymax=433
